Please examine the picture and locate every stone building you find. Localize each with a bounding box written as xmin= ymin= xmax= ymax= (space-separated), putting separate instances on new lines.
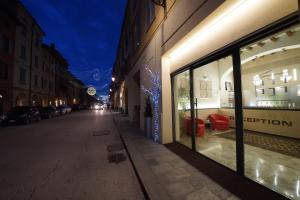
xmin=112 ymin=0 xmax=300 ymax=199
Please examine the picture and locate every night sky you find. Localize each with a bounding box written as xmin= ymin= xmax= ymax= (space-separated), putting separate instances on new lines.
xmin=21 ymin=0 xmax=127 ymax=95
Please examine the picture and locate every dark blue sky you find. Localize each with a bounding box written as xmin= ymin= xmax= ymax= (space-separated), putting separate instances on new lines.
xmin=21 ymin=0 xmax=127 ymax=95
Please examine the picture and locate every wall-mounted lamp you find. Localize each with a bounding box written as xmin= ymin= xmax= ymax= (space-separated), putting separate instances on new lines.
xmin=109 ymin=89 xmax=112 ymax=92
xmin=112 ymin=77 xmax=115 ymax=82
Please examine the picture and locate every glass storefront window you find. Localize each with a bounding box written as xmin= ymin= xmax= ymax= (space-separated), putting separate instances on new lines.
xmin=241 ymin=23 xmax=300 ymax=199
xmin=193 ymin=56 xmax=236 ymax=170
xmin=173 ymin=70 xmax=192 ymax=148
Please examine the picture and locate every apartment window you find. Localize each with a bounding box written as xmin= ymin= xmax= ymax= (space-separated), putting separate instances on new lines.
xmin=35 ymin=35 xmax=40 ymax=47
xmin=146 ymin=0 xmax=155 ymax=29
xmin=41 ymin=77 xmax=44 ymax=89
xmin=134 ymin=16 xmax=141 ymax=49
xmin=21 ymin=26 xmax=27 ymax=38
xmin=19 ymin=68 xmax=26 ymax=84
xmin=34 ymin=74 xmax=38 ymax=87
xmin=49 ymin=81 xmax=53 ymax=91
xmin=0 ymin=34 xmax=11 ymax=53
xmin=35 ymin=56 xmax=38 ymax=68
xmin=21 ymin=45 xmax=26 ymax=60
xmin=0 ymin=62 xmax=8 ymax=80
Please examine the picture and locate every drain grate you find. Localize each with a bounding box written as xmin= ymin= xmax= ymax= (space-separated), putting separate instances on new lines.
xmin=107 ymin=143 xmax=124 ymax=152
xmin=93 ymin=130 xmax=110 ymax=136
xmin=107 ymin=153 xmax=127 ymax=164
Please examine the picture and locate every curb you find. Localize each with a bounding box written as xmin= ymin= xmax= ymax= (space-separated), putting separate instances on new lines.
xmin=112 ymin=116 xmax=150 ymax=200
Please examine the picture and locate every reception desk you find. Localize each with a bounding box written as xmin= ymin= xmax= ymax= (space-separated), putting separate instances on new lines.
xmin=219 ymin=108 xmax=300 ymax=139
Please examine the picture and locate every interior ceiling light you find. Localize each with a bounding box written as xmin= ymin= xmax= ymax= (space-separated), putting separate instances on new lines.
xmin=253 ymin=75 xmax=262 ymax=86
xmin=241 ymin=45 xmax=300 ymax=65
xmin=280 ymin=69 xmax=292 ymax=83
xmin=293 ymin=68 xmax=297 ymax=81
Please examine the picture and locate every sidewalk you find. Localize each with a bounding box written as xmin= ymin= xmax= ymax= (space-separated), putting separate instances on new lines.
xmin=113 ymin=114 xmax=239 ymax=200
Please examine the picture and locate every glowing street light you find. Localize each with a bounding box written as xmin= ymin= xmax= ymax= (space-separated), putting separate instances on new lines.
xmin=109 ymin=89 xmax=112 ymax=92
xmin=112 ymin=77 xmax=115 ymax=82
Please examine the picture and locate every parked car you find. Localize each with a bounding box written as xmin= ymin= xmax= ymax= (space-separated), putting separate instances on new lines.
xmin=65 ymin=105 xmax=72 ymax=114
xmin=2 ymin=106 xmax=41 ymax=125
xmin=0 ymin=114 xmax=6 ymax=125
xmin=71 ymin=104 xmax=84 ymax=111
xmin=39 ymin=106 xmax=60 ymax=119
xmin=57 ymin=105 xmax=71 ymax=115
xmin=57 ymin=105 xmax=67 ymax=115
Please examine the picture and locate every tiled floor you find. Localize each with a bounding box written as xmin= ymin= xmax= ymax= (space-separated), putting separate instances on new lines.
xmin=179 ymin=129 xmax=300 ymax=200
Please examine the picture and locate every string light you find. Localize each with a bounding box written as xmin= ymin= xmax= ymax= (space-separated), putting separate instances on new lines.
xmin=141 ymin=66 xmax=161 ymax=143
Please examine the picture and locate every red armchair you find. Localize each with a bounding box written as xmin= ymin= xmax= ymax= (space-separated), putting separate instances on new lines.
xmin=184 ymin=117 xmax=205 ymax=137
xmin=209 ymin=114 xmax=229 ymax=130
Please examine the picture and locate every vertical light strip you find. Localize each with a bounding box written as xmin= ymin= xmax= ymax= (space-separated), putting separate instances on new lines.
xmin=293 ymin=68 xmax=298 ymax=80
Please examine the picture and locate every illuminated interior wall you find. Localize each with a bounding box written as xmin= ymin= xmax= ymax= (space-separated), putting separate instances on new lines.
xmin=160 ymin=0 xmax=298 ymax=144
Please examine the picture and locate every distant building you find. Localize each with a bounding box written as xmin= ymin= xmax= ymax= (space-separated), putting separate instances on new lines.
xmin=0 ymin=0 xmax=86 ymax=113
xmin=0 ymin=0 xmax=18 ymax=114
xmin=12 ymin=1 xmax=45 ymax=107
xmin=42 ymin=43 xmax=85 ymax=107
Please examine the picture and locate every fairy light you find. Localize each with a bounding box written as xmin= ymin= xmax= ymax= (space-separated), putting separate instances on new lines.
xmin=141 ymin=66 xmax=161 ymax=142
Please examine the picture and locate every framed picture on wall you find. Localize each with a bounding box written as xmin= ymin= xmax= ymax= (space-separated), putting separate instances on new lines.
xmin=225 ymin=81 xmax=233 ymax=91
xmin=267 ymin=88 xmax=275 ymax=96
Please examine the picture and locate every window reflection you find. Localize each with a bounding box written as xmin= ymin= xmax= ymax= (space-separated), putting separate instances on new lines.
xmin=173 ymin=71 xmax=192 ymax=148
xmin=241 ymin=23 xmax=300 ymax=199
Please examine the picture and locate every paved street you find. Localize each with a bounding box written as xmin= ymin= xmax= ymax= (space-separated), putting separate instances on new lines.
xmin=0 ymin=110 xmax=144 ymax=200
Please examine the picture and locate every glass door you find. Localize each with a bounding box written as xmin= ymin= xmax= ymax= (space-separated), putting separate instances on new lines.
xmin=192 ymin=56 xmax=237 ymax=171
xmin=173 ymin=70 xmax=193 ymax=149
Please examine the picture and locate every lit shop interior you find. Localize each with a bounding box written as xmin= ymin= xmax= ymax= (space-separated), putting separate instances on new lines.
xmin=173 ymin=23 xmax=300 ymax=199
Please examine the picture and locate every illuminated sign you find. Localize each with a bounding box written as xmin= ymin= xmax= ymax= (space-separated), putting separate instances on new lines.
xmin=229 ymin=116 xmax=292 ymax=127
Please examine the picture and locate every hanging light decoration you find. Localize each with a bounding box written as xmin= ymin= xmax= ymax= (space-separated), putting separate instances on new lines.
xmin=253 ymin=75 xmax=262 ymax=86
xmin=141 ymin=66 xmax=161 ymax=143
xmin=280 ymin=69 xmax=292 ymax=83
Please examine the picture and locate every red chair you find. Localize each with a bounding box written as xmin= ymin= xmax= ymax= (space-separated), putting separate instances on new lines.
xmin=184 ymin=117 xmax=205 ymax=137
xmin=209 ymin=114 xmax=229 ymax=130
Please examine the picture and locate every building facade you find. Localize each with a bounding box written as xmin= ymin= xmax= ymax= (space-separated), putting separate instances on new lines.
xmin=12 ymin=1 xmax=45 ymax=107
xmin=0 ymin=0 xmax=18 ymax=115
xmin=112 ymin=0 xmax=300 ymax=199
xmin=0 ymin=1 xmax=86 ymax=113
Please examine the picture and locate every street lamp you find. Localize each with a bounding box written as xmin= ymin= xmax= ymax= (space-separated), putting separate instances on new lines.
xmin=109 ymin=89 xmax=112 ymax=92
xmin=112 ymin=77 xmax=115 ymax=82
